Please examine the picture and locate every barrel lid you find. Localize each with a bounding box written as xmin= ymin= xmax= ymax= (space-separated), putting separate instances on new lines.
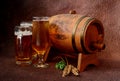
xmin=83 ymin=19 xmax=104 ymax=53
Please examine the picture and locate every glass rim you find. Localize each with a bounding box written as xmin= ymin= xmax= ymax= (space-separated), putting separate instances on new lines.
xmin=33 ymin=16 xmax=49 ymax=21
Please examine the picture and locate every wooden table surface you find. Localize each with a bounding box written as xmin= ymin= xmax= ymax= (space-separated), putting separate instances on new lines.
xmin=0 ymin=39 xmax=120 ymax=81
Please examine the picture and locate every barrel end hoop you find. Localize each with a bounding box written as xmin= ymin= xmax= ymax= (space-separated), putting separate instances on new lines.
xmin=77 ymin=53 xmax=100 ymax=72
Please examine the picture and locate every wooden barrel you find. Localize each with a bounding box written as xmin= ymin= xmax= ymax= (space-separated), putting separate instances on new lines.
xmin=49 ymin=14 xmax=105 ymax=54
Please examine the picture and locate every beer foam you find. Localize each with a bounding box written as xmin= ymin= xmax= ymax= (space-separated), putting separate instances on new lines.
xmin=15 ymin=30 xmax=32 ymax=36
xmin=20 ymin=22 xmax=33 ymax=27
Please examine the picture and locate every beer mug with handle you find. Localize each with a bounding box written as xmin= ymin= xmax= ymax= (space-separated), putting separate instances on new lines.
xmin=14 ymin=22 xmax=32 ymax=66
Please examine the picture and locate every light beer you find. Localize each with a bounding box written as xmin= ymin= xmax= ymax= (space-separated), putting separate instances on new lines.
xmin=32 ymin=21 xmax=49 ymax=54
xmin=32 ymin=17 xmax=50 ymax=68
xmin=14 ymin=24 xmax=32 ymax=66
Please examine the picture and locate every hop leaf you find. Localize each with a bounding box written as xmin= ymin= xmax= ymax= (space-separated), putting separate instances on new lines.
xmin=55 ymin=60 xmax=66 ymax=70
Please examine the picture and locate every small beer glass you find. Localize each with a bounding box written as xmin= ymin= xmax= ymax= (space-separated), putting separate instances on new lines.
xmin=32 ymin=17 xmax=50 ymax=68
xmin=14 ymin=22 xmax=32 ymax=66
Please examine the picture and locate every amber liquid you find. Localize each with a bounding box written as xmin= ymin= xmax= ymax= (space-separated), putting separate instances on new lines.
xmin=32 ymin=20 xmax=49 ymax=56
xmin=15 ymin=35 xmax=32 ymax=65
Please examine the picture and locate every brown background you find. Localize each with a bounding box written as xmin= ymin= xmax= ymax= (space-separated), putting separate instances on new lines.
xmin=0 ymin=0 xmax=120 ymax=61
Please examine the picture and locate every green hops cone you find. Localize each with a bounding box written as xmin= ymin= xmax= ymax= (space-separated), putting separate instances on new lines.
xmin=55 ymin=60 xmax=66 ymax=70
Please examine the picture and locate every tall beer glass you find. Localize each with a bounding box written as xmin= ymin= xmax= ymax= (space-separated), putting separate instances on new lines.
xmin=14 ymin=22 xmax=32 ymax=66
xmin=32 ymin=17 xmax=50 ymax=68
